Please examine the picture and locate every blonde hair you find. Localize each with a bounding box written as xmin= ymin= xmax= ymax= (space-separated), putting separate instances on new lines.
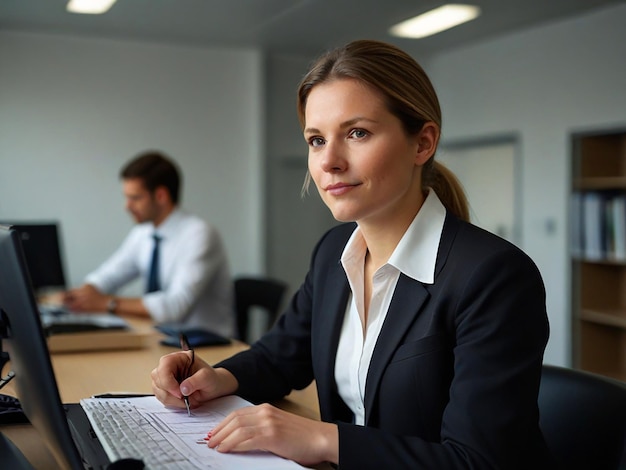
xmin=297 ymin=39 xmax=469 ymax=222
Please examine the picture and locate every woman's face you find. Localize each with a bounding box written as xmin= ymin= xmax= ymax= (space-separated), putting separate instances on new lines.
xmin=304 ymin=78 xmax=430 ymax=227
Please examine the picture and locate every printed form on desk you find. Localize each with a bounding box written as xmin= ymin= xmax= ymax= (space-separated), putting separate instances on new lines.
xmin=80 ymin=395 xmax=310 ymax=469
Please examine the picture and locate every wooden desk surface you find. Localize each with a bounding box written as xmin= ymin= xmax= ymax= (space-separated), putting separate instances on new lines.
xmin=1 ymin=317 xmax=326 ymax=469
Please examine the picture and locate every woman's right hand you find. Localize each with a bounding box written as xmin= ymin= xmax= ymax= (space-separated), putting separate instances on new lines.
xmin=151 ymin=352 xmax=238 ymax=409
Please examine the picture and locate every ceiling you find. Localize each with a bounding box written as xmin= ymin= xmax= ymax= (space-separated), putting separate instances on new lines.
xmin=0 ymin=0 xmax=621 ymax=58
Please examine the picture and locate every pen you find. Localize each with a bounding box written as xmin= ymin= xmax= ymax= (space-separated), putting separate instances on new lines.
xmin=179 ymin=333 xmax=194 ymax=416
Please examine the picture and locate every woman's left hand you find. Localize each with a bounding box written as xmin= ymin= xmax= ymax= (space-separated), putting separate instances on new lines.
xmin=207 ymin=403 xmax=338 ymax=466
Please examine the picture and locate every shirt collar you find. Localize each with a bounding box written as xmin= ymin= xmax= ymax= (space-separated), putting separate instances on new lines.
xmin=341 ymin=189 xmax=446 ymax=285
xmin=152 ymin=208 xmax=183 ymax=239
xmin=389 ymin=189 xmax=446 ymax=284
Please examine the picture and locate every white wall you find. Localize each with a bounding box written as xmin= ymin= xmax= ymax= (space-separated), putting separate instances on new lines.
xmin=0 ymin=32 xmax=265 ymax=291
xmin=420 ymin=3 xmax=626 ymax=365
xmin=265 ymin=53 xmax=339 ymax=302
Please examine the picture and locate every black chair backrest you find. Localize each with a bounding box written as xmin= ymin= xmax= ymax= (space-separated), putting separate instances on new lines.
xmin=234 ymin=277 xmax=287 ymax=343
xmin=538 ymin=364 xmax=626 ymax=470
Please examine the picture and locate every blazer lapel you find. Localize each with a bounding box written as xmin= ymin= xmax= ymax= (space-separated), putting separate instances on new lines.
xmin=363 ymin=273 xmax=430 ymax=424
xmin=313 ymin=262 xmax=351 ymax=418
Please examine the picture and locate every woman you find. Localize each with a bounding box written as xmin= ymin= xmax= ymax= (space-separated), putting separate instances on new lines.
xmin=151 ymin=39 xmax=552 ymax=469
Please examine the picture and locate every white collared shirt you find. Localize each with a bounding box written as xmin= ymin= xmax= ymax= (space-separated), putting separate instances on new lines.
xmin=334 ymin=189 xmax=447 ymax=425
xmin=85 ymin=209 xmax=235 ymax=337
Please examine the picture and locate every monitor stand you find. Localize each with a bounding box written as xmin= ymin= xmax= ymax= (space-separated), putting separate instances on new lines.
xmin=0 ymin=325 xmax=29 ymax=425
xmin=0 ymin=320 xmax=32 ymax=468
xmin=0 ymin=432 xmax=34 ymax=469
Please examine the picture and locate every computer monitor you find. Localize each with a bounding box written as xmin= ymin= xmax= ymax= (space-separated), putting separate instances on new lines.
xmin=0 ymin=222 xmax=67 ymax=294
xmin=0 ymin=224 xmax=84 ymax=469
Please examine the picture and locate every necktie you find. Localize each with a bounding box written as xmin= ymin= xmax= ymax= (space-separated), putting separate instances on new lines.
xmin=146 ymin=234 xmax=162 ymax=293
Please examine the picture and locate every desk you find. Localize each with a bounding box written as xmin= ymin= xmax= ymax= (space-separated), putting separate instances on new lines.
xmin=1 ymin=318 xmax=326 ymax=469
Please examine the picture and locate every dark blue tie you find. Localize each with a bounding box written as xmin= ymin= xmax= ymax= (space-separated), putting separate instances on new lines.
xmin=146 ymin=234 xmax=162 ymax=293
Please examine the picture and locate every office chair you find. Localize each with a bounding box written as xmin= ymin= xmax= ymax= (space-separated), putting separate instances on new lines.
xmin=234 ymin=277 xmax=288 ymax=344
xmin=538 ymin=364 xmax=626 ymax=470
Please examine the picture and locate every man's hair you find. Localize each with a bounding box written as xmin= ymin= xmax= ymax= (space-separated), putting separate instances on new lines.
xmin=120 ymin=151 xmax=181 ymax=204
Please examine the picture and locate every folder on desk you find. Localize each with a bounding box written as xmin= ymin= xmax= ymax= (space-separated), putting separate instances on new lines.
xmin=155 ymin=322 xmax=231 ymax=347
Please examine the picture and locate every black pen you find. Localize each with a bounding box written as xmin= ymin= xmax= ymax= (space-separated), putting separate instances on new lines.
xmin=92 ymin=393 xmax=153 ymax=399
xmin=179 ymin=333 xmax=194 ymax=416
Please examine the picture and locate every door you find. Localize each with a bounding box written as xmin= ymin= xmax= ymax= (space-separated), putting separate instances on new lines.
xmin=438 ymin=138 xmax=519 ymax=244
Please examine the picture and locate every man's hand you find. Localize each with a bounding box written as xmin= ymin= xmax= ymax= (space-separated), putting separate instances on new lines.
xmin=63 ymin=284 xmax=109 ymax=312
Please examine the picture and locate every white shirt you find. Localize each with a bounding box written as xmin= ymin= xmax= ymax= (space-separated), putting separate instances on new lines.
xmin=85 ymin=209 xmax=235 ymax=337
xmin=335 ymin=189 xmax=446 ymax=425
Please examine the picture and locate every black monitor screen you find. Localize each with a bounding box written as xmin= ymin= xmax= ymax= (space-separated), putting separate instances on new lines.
xmin=0 ymin=222 xmax=66 ymax=293
xmin=0 ymin=224 xmax=84 ymax=468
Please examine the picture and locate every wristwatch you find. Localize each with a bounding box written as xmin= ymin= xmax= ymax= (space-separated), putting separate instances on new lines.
xmin=106 ymin=297 xmax=118 ymax=314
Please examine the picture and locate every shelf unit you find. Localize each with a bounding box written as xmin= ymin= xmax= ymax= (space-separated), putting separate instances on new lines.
xmin=571 ymin=129 xmax=626 ymax=382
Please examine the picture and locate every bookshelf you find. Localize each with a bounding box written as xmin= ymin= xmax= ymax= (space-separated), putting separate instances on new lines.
xmin=571 ymin=129 xmax=626 ymax=382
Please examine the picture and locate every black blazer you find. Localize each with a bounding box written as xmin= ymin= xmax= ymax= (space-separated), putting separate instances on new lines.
xmin=218 ymin=212 xmax=553 ymax=469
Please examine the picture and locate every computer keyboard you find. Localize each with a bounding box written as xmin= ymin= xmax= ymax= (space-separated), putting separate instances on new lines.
xmin=39 ymin=306 xmax=129 ymax=334
xmin=80 ymin=399 xmax=199 ymax=469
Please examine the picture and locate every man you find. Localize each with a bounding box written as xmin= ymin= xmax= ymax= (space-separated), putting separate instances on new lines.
xmin=64 ymin=151 xmax=235 ymax=337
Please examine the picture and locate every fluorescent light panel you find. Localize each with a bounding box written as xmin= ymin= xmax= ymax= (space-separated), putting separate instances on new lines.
xmin=390 ymin=4 xmax=481 ymax=39
xmin=67 ymin=0 xmax=117 ymax=14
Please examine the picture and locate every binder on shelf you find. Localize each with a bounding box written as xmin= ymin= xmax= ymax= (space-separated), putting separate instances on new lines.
xmin=575 ymin=191 xmax=626 ymax=262
xmin=582 ymin=191 xmax=603 ymax=261
xmin=570 ymin=192 xmax=584 ymax=258
xmin=610 ymin=195 xmax=626 ymax=261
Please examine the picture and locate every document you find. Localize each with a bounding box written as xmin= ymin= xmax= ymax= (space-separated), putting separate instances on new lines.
xmin=80 ymin=395 xmax=309 ymax=469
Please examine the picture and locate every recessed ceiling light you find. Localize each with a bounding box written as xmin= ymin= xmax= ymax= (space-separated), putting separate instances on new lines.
xmin=389 ymin=4 xmax=481 ymax=39
xmin=66 ymin=0 xmax=117 ymax=14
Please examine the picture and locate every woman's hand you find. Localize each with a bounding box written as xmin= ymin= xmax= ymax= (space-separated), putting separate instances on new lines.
xmin=151 ymin=352 xmax=238 ymax=409
xmin=207 ymin=403 xmax=339 ymax=466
